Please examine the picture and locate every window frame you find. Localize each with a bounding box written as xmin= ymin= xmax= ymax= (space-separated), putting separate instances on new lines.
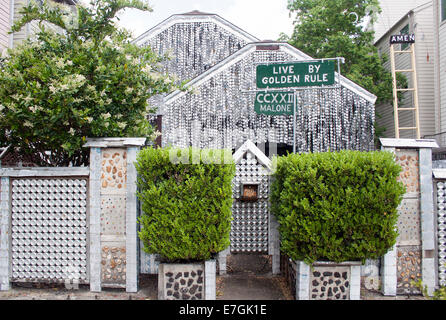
xmin=400 ymin=24 xmax=410 ymax=51
xmin=441 ymin=0 xmax=446 ymax=22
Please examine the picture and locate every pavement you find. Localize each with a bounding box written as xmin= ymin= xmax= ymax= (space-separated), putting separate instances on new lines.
xmin=0 ymin=254 xmax=427 ymax=300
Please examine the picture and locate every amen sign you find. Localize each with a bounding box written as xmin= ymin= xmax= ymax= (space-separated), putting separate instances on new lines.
xmin=256 ymin=60 xmax=335 ymax=89
xmin=389 ymin=34 xmax=415 ymax=44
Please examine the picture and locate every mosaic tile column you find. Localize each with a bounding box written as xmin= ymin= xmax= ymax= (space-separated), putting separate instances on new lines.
xmin=85 ymin=138 xmax=146 ymax=293
xmin=380 ymin=139 xmax=438 ymax=296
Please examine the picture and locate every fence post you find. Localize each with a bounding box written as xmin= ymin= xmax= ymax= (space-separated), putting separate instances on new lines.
xmin=0 ymin=176 xmax=10 ymax=291
xmin=84 ymin=138 xmax=146 ymax=293
xmin=380 ymin=138 xmax=438 ymax=296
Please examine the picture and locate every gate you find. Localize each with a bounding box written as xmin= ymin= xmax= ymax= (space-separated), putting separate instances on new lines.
xmin=218 ymin=140 xmax=280 ymax=275
xmin=230 ymin=142 xmax=271 ymax=253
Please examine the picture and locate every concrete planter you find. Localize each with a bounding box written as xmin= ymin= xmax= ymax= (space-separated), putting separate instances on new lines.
xmin=158 ymin=260 xmax=216 ymax=300
xmin=288 ymin=260 xmax=361 ymax=300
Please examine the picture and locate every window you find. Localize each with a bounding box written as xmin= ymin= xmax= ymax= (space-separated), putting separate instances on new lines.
xmin=442 ymin=0 xmax=446 ymax=22
xmin=400 ymin=24 xmax=410 ymax=50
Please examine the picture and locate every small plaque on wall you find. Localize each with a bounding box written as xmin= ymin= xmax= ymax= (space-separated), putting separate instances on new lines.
xmin=241 ymin=184 xmax=259 ymax=202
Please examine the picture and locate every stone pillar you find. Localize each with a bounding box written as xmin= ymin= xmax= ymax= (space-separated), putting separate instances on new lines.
xmin=350 ymin=265 xmax=361 ymax=300
xmin=380 ymin=138 xmax=438 ymax=296
xmin=419 ymin=148 xmax=436 ymax=295
xmin=84 ymin=138 xmax=146 ymax=293
xmin=295 ymin=261 xmax=310 ymax=300
xmin=204 ymin=260 xmax=216 ymax=300
xmin=88 ymin=147 xmax=102 ymax=292
xmin=0 ymin=177 xmax=10 ymax=291
xmin=269 ymin=214 xmax=280 ymax=275
xmin=217 ymin=248 xmax=230 ymax=276
xmin=381 ymin=246 xmax=397 ymax=296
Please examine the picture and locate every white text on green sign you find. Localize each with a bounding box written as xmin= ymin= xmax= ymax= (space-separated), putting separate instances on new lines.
xmin=256 ymin=61 xmax=335 ymax=89
xmin=254 ymin=92 xmax=294 ymax=116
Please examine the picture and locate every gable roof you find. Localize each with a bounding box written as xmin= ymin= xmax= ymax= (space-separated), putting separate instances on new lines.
xmin=133 ymin=11 xmax=259 ymax=47
xmin=233 ymin=140 xmax=272 ymax=170
xmin=164 ymin=41 xmax=377 ymax=105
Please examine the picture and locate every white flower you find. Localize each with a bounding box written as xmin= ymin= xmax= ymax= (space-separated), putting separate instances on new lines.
xmin=23 ymin=95 xmax=33 ymax=104
xmin=117 ymin=122 xmax=126 ymax=129
xmin=11 ymin=94 xmax=22 ymax=101
xmin=69 ymin=128 xmax=75 ymax=135
xmin=86 ymin=117 xmax=93 ymax=123
xmin=29 ymin=105 xmax=41 ymax=113
xmin=49 ymin=85 xmax=57 ymax=94
xmin=125 ymin=87 xmax=134 ymax=94
xmin=55 ymin=58 xmax=65 ymax=69
xmin=142 ymin=65 xmax=152 ymax=73
xmin=23 ymin=121 xmax=33 ymax=128
xmin=101 ymin=113 xmax=111 ymax=120
xmin=0 ymin=104 xmax=4 ymax=112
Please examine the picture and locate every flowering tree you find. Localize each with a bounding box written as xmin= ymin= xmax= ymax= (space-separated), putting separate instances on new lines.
xmin=0 ymin=0 xmax=180 ymax=166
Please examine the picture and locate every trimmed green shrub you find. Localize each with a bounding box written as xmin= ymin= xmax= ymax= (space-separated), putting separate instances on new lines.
xmin=136 ymin=147 xmax=235 ymax=262
xmin=271 ymin=150 xmax=405 ymax=264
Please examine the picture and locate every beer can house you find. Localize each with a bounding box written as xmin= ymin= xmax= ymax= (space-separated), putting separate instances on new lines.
xmin=134 ymin=10 xmax=377 ymax=155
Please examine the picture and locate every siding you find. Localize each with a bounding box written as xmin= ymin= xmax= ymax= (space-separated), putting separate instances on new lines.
xmin=375 ymin=0 xmax=432 ymax=42
xmin=414 ymin=4 xmax=436 ymax=137
xmin=375 ymin=4 xmax=435 ymax=139
xmin=11 ymin=0 xmax=67 ymax=48
xmin=12 ymin=0 xmax=28 ymax=48
xmin=0 ymin=0 xmax=11 ymax=52
xmin=439 ymin=20 xmax=446 ymax=133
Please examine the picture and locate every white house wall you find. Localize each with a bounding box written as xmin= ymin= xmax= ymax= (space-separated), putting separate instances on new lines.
xmin=162 ymin=44 xmax=375 ymax=152
xmin=375 ymin=0 xmax=432 ymax=42
xmin=414 ymin=4 xmax=436 ymax=137
xmin=136 ymin=15 xmax=258 ymax=83
xmin=375 ymin=3 xmax=435 ymax=139
xmin=439 ymin=10 xmax=446 ymax=134
xmin=0 ymin=0 xmax=11 ymax=52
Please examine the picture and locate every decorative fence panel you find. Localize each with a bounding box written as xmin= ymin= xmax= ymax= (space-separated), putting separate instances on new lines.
xmin=10 ymin=177 xmax=89 ymax=283
xmin=433 ymin=170 xmax=446 ymax=287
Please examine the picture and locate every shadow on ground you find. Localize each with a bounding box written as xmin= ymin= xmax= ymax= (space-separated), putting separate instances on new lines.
xmin=216 ymin=254 xmax=293 ymax=300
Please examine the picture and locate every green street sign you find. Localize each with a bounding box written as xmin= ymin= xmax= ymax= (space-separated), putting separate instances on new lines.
xmin=256 ymin=60 xmax=335 ymax=89
xmin=254 ymin=91 xmax=294 ymax=116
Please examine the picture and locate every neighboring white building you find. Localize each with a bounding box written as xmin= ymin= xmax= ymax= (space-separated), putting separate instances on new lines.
xmin=374 ymin=2 xmax=436 ymax=140
xmin=0 ymin=0 xmax=76 ymax=54
xmin=432 ymin=0 xmax=446 ymax=152
xmin=0 ymin=0 xmax=14 ymax=53
xmin=374 ymin=0 xmax=433 ymax=42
